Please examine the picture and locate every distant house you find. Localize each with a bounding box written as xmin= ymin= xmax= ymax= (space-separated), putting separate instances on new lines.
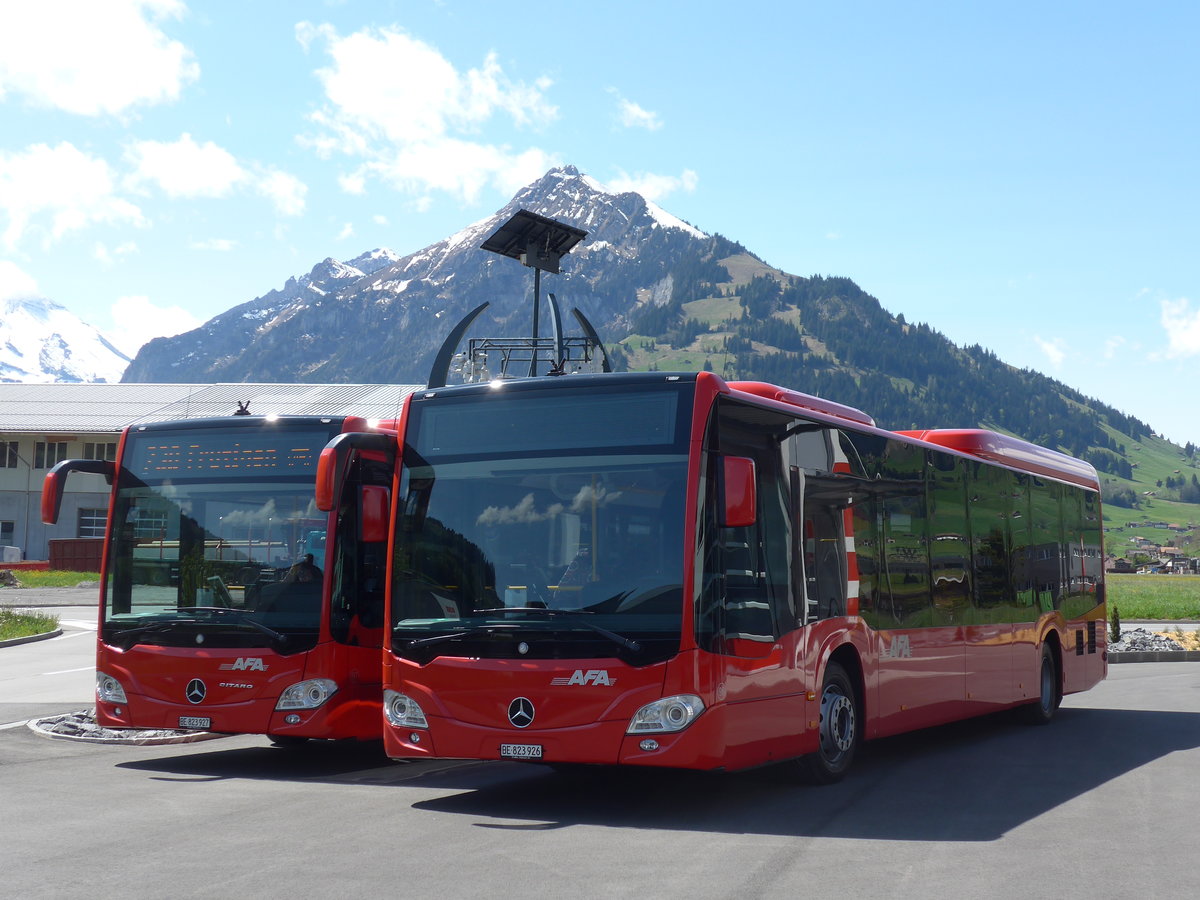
xmin=1106 ymin=557 xmax=1135 ymax=574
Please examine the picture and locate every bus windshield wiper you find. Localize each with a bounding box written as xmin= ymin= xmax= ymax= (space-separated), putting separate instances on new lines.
xmin=399 ymin=622 xmax=520 ymax=649
xmin=188 ymin=607 xmax=289 ymax=648
xmin=468 ymin=607 xmax=642 ymax=653
xmin=110 ymin=608 xmax=288 ymax=652
xmin=108 ymin=622 xmax=177 ymax=651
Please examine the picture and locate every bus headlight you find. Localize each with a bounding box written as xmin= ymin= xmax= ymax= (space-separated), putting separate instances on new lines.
xmin=96 ymin=671 xmax=128 ymax=705
xmin=276 ymin=678 xmax=338 ymax=710
xmin=627 ymin=694 xmax=705 ymax=734
xmin=384 ymin=690 xmax=428 ymax=729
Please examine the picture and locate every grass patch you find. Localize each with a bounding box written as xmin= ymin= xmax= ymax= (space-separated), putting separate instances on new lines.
xmin=6 ymin=570 xmax=100 ymax=588
xmin=0 ymin=608 xmax=60 ymax=641
xmin=1107 ymin=574 xmax=1200 ymax=620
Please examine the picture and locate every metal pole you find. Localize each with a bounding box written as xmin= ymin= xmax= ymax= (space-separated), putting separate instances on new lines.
xmin=529 ymin=267 xmax=541 ymax=377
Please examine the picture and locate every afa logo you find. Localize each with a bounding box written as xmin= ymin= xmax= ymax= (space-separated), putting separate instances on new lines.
xmin=218 ymin=657 xmax=268 ymax=672
xmin=882 ymin=635 xmax=912 ymax=659
xmin=550 ymin=669 xmax=616 ymax=686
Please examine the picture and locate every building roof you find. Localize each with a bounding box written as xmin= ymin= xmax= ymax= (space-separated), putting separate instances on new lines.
xmin=0 ymin=383 xmax=423 ymax=433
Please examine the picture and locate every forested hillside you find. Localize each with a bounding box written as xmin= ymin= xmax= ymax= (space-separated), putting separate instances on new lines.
xmin=618 ymin=249 xmax=1196 ymax=523
xmin=620 ymin=255 xmax=1153 ymax=456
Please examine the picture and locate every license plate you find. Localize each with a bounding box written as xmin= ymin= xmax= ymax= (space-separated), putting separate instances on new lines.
xmin=500 ymin=743 xmax=543 ymax=759
xmin=178 ymin=716 xmax=211 ymax=730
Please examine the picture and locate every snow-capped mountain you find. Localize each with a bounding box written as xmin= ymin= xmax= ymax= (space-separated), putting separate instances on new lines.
xmin=122 ymin=166 xmax=731 ymax=384
xmin=1 ymin=296 xmax=130 ymax=384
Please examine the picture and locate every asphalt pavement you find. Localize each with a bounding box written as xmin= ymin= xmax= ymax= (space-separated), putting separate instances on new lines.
xmin=0 ymin=586 xmax=101 ymax=608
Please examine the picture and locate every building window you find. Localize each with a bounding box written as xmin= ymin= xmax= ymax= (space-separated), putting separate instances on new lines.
xmin=78 ymin=508 xmax=108 ymax=538
xmin=132 ymin=508 xmax=169 ymax=540
xmin=2 ymin=441 xmax=17 ymax=468
xmin=1 ymin=521 xmax=14 ymax=545
xmin=34 ymin=441 xmax=69 ymax=469
xmin=83 ymin=442 xmax=117 ymax=462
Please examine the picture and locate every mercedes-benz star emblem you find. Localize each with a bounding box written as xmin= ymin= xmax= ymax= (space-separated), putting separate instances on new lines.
xmin=507 ymin=697 xmax=535 ymax=729
xmin=185 ymin=679 xmax=207 ymax=704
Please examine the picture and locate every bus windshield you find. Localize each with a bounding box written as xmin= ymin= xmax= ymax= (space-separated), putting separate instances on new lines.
xmin=102 ymin=421 xmax=342 ymax=653
xmin=392 ymin=385 xmax=691 ymax=665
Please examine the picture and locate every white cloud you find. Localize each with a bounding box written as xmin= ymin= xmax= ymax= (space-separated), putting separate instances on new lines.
xmin=1103 ymin=335 xmax=1126 ymax=360
xmin=256 ymin=169 xmax=307 ymax=216
xmin=124 ymin=134 xmax=307 ymax=215
xmin=0 ymin=259 xmax=38 ymax=300
xmin=338 ymin=222 xmax=354 ymax=240
xmin=1161 ymin=298 xmax=1200 ymax=358
xmin=606 ymin=168 xmax=699 ymax=203
xmin=614 ymin=95 xmax=662 ymax=131
xmin=107 ymin=294 xmax=202 ymax=357
xmin=1034 ymin=335 xmax=1067 ymax=369
xmin=476 ymin=493 xmax=564 ymax=526
xmin=372 ymin=214 xmax=389 ymax=226
xmin=298 ymin=23 xmax=558 ymax=203
xmin=360 ymin=141 xmax=557 ymax=205
xmin=338 ymin=172 xmax=367 ymax=195
xmin=93 ymin=241 xmax=139 ymax=266
xmin=126 ymin=133 xmax=246 ymax=197
xmin=0 ymin=142 xmax=144 ymax=248
xmin=0 ymin=0 xmax=198 ymax=117
xmin=189 ymin=238 xmax=235 ymax=251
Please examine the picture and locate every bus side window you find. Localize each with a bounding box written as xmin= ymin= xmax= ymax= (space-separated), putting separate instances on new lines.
xmin=804 ymin=500 xmax=846 ymax=620
xmin=969 ymin=461 xmax=1014 ymax=612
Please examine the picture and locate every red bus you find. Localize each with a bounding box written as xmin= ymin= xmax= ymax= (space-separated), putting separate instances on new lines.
xmin=347 ymin=371 xmax=1105 ymax=781
xmin=43 ymin=414 xmax=395 ymax=743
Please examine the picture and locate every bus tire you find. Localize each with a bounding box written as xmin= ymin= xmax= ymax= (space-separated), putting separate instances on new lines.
xmin=1020 ymin=644 xmax=1061 ymax=726
xmin=798 ymin=661 xmax=858 ymax=784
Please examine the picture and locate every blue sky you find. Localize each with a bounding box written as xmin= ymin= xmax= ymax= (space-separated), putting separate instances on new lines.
xmin=2 ymin=1 xmax=1198 ymax=445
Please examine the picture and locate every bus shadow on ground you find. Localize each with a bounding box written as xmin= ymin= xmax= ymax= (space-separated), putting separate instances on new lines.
xmin=117 ymin=706 xmax=1200 ymax=841
xmin=406 ymin=707 xmax=1200 ymax=841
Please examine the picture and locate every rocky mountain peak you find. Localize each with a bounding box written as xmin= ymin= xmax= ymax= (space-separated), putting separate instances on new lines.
xmin=121 ymin=165 xmax=723 ymax=385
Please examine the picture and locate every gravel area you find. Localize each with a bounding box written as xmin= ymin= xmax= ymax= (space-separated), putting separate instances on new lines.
xmin=1108 ymin=627 xmax=1190 ymax=653
xmin=28 ymin=709 xmax=225 ymax=745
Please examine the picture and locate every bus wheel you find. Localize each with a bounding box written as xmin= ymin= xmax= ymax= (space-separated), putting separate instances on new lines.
xmin=1020 ymin=645 xmax=1061 ymax=726
xmin=798 ymin=661 xmax=858 ymax=784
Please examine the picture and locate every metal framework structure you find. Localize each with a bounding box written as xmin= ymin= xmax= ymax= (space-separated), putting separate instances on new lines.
xmin=427 ymin=210 xmax=612 ymax=388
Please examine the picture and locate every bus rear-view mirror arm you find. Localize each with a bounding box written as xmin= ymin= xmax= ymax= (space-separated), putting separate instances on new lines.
xmin=42 ymin=458 xmax=116 ymax=525
xmin=315 ymin=432 xmax=395 ymax=513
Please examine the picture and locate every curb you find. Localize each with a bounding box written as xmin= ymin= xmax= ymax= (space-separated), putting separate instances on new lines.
xmin=0 ymin=628 xmax=62 ymax=649
xmin=28 ymin=711 xmax=229 ymax=745
xmin=1109 ymin=650 xmax=1200 ymax=664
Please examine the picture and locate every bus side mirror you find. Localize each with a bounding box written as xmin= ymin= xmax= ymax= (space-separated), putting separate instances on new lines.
xmin=721 ymin=456 xmax=757 ymax=528
xmin=315 ymin=446 xmax=339 ymax=512
xmin=42 ymin=459 xmax=115 ymax=525
xmin=361 ymin=485 xmax=390 ymax=543
xmin=315 ymin=432 xmax=395 ymax=512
